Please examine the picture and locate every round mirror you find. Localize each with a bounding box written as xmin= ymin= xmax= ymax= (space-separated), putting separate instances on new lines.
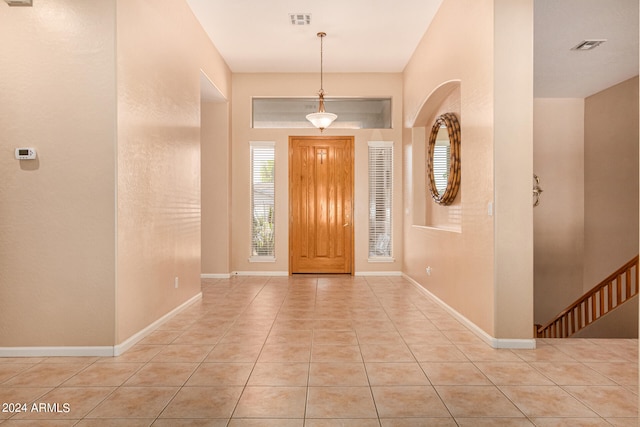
xmin=426 ymin=113 xmax=460 ymax=205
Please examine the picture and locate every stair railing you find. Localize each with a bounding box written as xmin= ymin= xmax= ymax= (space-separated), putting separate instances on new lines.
xmin=536 ymin=255 xmax=639 ymax=338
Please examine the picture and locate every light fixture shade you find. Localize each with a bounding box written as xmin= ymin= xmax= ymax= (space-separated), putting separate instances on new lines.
xmin=306 ymin=111 xmax=337 ymax=130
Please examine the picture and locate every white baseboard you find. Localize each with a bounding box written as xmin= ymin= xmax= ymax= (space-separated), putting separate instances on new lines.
xmin=231 ymin=271 xmax=289 ymax=276
xmin=402 ymin=274 xmax=536 ymax=350
xmin=221 ymin=271 xmax=403 ymax=277
xmin=355 ymin=271 xmax=403 ymax=276
xmin=0 ymin=292 xmax=203 ymax=358
xmin=0 ymin=346 xmax=114 ymax=358
xmin=230 ymin=271 xmax=404 ymax=277
xmin=113 ymin=292 xmax=203 ymax=356
xmin=201 ymin=273 xmax=232 ymax=279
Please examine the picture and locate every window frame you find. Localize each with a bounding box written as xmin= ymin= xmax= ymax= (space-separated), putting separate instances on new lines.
xmin=367 ymin=141 xmax=394 ymax=262
xmin=249 ymin=141 xmax=276 ymax=262
xmin=252 ymin=97 xmax=392 ymax=129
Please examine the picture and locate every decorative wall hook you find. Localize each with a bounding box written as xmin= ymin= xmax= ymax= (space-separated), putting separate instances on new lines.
xmin=533 ymin=174 xmax=543 ymax=207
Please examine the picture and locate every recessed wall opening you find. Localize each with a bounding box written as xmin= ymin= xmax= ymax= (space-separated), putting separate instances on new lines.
xmin=200 ymin=70 xmax=231 ymax=276
xmin=411 ymin=80 xmax=461 ymax=231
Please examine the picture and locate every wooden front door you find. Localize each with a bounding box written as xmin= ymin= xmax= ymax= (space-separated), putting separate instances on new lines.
xmin=289 ymin=136 xmax=354 ymax=274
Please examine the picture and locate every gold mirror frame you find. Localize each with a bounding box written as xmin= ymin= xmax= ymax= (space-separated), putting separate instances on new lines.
xmin=426 ymin=112 xmax=461 ymax=205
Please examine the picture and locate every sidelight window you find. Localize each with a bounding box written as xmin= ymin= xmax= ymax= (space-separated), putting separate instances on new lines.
xmin=250 ymin=141 xmax=275 ymax=260
xmin=368 ymin=141 xmax=394 ymax=260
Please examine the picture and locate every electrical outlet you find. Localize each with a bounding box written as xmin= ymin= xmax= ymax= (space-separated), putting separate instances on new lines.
xmin=174 ymin=277 xmax=179 ymax=289
xmin=426 ymin=267 xmax=432 ymax=276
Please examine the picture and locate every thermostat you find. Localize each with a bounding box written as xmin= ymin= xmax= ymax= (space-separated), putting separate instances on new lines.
xmin=15 ymin=148 xmax=36 ymax=160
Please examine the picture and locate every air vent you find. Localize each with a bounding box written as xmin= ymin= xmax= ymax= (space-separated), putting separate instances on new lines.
xmin=571 ymin=39 xmax=607 ymax=51
xmin=289 ymin=13 xmax=311 ymax=26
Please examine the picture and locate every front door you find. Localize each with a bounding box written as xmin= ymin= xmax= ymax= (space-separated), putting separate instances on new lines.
xmin=289 ymin=136 xmax=354 ymax=274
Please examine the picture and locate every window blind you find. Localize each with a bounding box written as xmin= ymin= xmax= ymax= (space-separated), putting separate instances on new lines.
xmin=250 ymin=142 xmax=275 ymax=258
xmin=433 ymin=145 xmax=450 ymax=194
xmin=368 ymin=141 xmax=393 ymax=259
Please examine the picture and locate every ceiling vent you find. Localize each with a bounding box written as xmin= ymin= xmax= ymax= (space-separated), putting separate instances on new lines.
xmin=571 ymin=39 xmax=607 ymax=51
xmin=4 ymin=0 xmax=32 ymax=5
xmin=289 ymin=13 xmax=311 ymax=26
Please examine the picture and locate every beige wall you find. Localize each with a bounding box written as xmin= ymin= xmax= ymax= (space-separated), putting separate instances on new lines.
xmin=573 ymin=295 xmax=638 ymax=338
xmin=422 ymin=84 xmax=462 ymax=231
xmin=115 ymin=0 xmax=231 ymax=343
xmin=493 ymin=0 xmax=534 ymax=340
xmin=0 ymin=0 xmax=232 ymax=349
xmin=584 ymin=77 xmax=639 ymax=291
xmin=0 ymin=1 xmax=117 ymax=346
xmin=533 ymin=79 xmax=639 ymax=334
xmin=403 ymin=0 xmax=533 ymax=340
xmin=231 ymin=73 xmax=404 ymax=274
xmin=533 ymin=98 xmax=585 ymax=324
xmin=202 ymin=101 xmax=231 ymax=275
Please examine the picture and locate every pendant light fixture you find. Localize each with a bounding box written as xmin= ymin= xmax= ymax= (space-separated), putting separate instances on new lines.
xmin=306 ymin=32 xmax=337 ymax=132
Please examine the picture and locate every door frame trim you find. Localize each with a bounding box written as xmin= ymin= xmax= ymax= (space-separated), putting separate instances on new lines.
xmin=288 ymin=135 xmax=355 ymax=275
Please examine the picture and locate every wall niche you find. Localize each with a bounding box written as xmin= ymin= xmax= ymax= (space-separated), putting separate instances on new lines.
xmin=411 ymin=80 xmax=461 ymax=231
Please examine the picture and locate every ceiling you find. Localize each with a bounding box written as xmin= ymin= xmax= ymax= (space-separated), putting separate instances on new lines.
xmin=534 ymin=0 xmax=638 ymax=98
xmin=186 ymin=0 xmax=442 ymax=73
xmin=188 ymin=0 xmax=639 ymax=98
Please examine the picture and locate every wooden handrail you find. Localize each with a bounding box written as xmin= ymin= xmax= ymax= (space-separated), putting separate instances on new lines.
xmin=536 ymin=255 xmax=639 ymax=338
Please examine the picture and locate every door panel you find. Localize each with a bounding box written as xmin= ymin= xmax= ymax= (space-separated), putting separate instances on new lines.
xmin=289 ymin=136 xmax=354 ymax=274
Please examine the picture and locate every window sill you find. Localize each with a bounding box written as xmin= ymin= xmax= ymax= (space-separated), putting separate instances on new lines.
xmin=368 ymin=257 xmax=395 ymax=263
xmin=411 ymin=224 xmax=462 ymax=234
xmin=249 ymin=256 xmax=276 ymax=263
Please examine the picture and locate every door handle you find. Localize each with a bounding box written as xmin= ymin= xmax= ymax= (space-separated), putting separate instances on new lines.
xmin=343 ymin=223 xmax=349 ymax=227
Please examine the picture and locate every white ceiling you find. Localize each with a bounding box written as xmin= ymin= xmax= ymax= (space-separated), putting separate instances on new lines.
xmin=187 ymin=0 xmax=639 ymax=98
xmin=534 ymin=0 xmax=638 ymax=98
xmin=186 ymin=0 xmax=442 ymax=73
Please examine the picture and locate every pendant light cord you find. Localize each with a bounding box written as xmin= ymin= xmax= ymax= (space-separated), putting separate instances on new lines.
xmin=318 ymin=33 xmax=325 ymax=93
xmin=318 ymin=32 xmax=326 ymax=95
xmin=306 ymin=31 xmax=337 ymax=131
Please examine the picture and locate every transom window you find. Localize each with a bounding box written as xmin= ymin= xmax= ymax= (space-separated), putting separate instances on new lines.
xmin=252 ymin=97 xmax=392 ymax=129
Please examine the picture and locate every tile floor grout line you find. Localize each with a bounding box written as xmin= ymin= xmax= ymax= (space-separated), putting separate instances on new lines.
xmin=355 ymin=279 xmax=381 ymax=425
xmin=153 ymin=276 xmax=261 ymax=424
xmin=376 ymin=278 xmax=459 ymax=425
xmin=557 ymin=382 xmax=622 ymax=421
xmin=1 ymin=276 xmax=637 ymax=425
xmin=301 ymin=275 xmax=318 ymax=425
xmin=370 ymin=276 xmax=531 ymax=424
xmin=364 ymin=275 xmax=455 ymax=425
xmin=226 ymin=275 xmax=296 ymax=422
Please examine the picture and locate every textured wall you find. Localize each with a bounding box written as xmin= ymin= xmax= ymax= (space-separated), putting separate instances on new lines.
xmin=115 ymin=0 xmax=231 ymax=343
xmin=584 ymin=77 xmax=639 ymax=292
xmin=403 ymin=0 xmax=534 ymax=339
xmin=533 ymin=98 xmax=585 ymax=325
xmin=403 ymin=0 xmax=496 ymax=336
xmin=0 ymin=1 xmax=117 ymax=346
xmin=0 ymin=0 xmax=232 ymax=349
xmin=201 ymin=101 xmax=231 ymax=275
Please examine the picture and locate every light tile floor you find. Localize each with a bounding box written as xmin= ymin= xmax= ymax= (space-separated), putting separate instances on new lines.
xmin=0 ymin=275 xmax=638 ymax=426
